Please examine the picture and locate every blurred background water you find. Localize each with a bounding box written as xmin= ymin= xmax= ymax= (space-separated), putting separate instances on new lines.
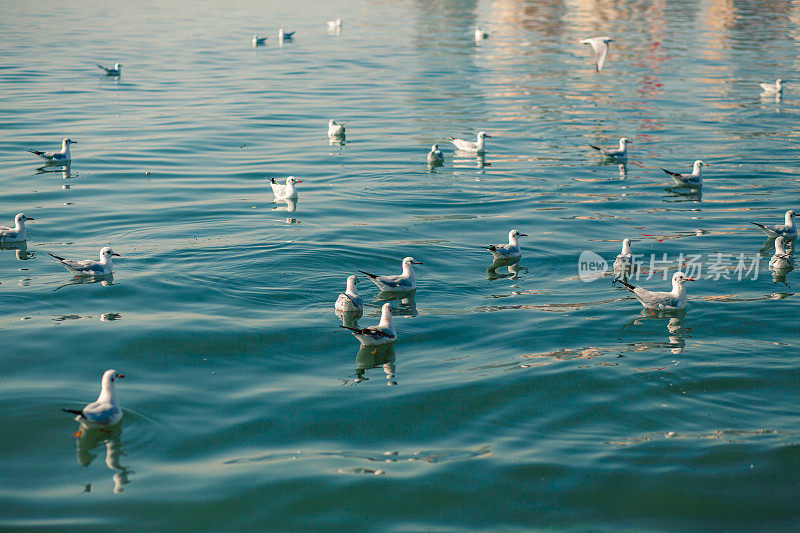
xmin=1 ymin=0 xmax=799 ymax=530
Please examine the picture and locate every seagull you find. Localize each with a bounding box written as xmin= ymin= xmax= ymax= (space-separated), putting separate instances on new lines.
xmin=278 ymin=28 xmax=295 ymax=41
xmin=328 ymin=119 xmax=346 ymax=137
xmin=484 ymin=229 xmax=527 ymax=259
xmin=449 ymin=131 xmax=491 ymax=153
xmin=662 ymin=160 xmax=708 ymax=187
xmin=327 ymin=19 xmax=342 ymax=28
xmin=49 ymin=246 xmax=120 ymax=276
xmin=0 ymin=213 xmax=34 ymax=243
xmin=27 ymin=138 xmax=76 ymax=163
xmin=769 ymin=236 xmax=795 ymax=270
xmin=62 ymin=369 xmax=125 ymax=430
xmin=270 ymin=176 xmax=302 ymax=200
xmin=96 ymin=63 xmax=122 ymax=76
xmin=252 ymin=35 xmax=267 ymax=47
xmin=751 ymin=210 xmax=797 ymax=240
xmin=613 ymin=238 xmax=634 ymax=277
xmin=341 ymin=302 xmax=396 ymax=345
xmin=760 ymin=79 xmax=783 ymax=97
xmin=581 ymin=36 xmax=613 ymax=71
xmin=359 ymin=257 xmax=422 ymax=293
xmin=427 ymin=144 xmax=444 ymax=164
xmin=335 ymin=275 xmax=363 ymax=313
xmin=474 ymin=26 xmax=489 ymax=42
xmin=615 ymin=271 xmax=693 ymax=310
xmin=589 ymin=137 xmax=630 ymax=159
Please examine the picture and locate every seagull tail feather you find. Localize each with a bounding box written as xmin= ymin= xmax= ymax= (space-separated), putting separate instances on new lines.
xmin=661 ymin=168 xmax=681 ymax=178
xmin=339 ymin=325 xmax=362 ymax=333
xmin=357 ymin=270 xmax=378 ymax=279
xmin=48 ymin=252 xmax=66 ymax=262
xmin=27 ymin=148 xmax=44 ymax=156
xmin=589 ymin=145 xmax=602 ymax=151
xmin=62 ymin=409 xmax=83 ymax=416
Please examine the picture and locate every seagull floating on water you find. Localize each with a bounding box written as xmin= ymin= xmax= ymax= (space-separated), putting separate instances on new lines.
xmin=581 ymin=36 xmax=613 ymax=71
xmin=0 ymin=213 xmax=34 ymax=243
xmin=769 ymin=236 xmax=795 ymax=270
xmin=27 ymin=138 xmax=76 ymax=163
xmin=474 ymin=26 xmax=489 ymax=43
xmin=427 ymin=144 xmax=444 ymax=164
xmin=270 ymin=176 xmax=302 ymax=200
xmin=359 ymin=257 xmax=421 ymax=293
xmin=662 ymin=160 xmax=708 ymax=187
xmin=615 ymin=271 xmax=693 ymax=310
xmin=328 ymin=119 xmax=346 ymax=137
xmin=590 ymin=137 xmax=630 ymax=159
xmin=484 ymin=229 xmax=527 ymax=260
xmin=341 ymin=302 xmax=396 ymax=345
xmin=760 ymin=79 xmax=783 ymax=97
xmin=335 ymin=275 xmax=363 ymax=313
xmin=49 ymin=246 xmax=120 ymax=276
xmin=613 ymin=238 xmax=635 ymax=277
xmin=62 ymin=369 xmax=125 ymax=430
xmin=449 ymin=131 xmax=491 ymax=154
xmin=327 ymin=19 xmax=342 ymax=28
xmin=252 ymin=35 xmax=267 ymax=47
xmin=278 ymin=28 xmax=295 ymax=41
xmin=751 ymin=210 xmax=796 ymax=240
xmin=96 ymin=63 xmax=121 ymax=76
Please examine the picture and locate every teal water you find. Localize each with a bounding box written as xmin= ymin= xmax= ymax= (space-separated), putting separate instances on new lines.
xmin=1 ymin=0 xmax=799 ymax=530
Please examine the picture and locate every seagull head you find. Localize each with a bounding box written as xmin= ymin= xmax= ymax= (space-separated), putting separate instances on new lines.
xmin=431 ymin=144 xmax=439 ymax=151
xmin=63 ymin=138 xmax=77 ymax=146
xmin=673 ymin=271 xmax=694 ymax=284
xmin=100 ymin=246 xmax=121 ymax=259
xmin=509 ymin=229 xmax=527 ymax=240
xmin=15 ymin=213 xmax=33 ymax=224
xmin=694 ymin=160 xmax=708 ymax=167
xmin=102 ymin=369 xmax=125 ymax=386
xmin=114 ymin=63 xmax=121 ymax=69
xmin=621 ymin=237 xmax=631 ymax=253
xmin=619 ymin=137 xmax=630 ymax=146
xmin=477 ymin=131 xmax=492 ymax=139
xmin=775 ymin=235 xmax=786 ymax=249
xmin=403 ymin=256 xmax=422 ymax=267
xmin=286 ymin=176 xmax=302 ymax=185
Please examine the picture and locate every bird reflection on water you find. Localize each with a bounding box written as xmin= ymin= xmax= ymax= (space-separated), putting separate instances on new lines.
xmin=73 ymin=423 xmax=133 ymax=494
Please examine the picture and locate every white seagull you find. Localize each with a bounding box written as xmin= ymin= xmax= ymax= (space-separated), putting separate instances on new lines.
xmin=279 ymin=28 xmax=295 ymax=41
xmin=759 ymin=79 xmax=783 ymax=97
xmin=616 ymin=271 xmax=694 ymax=310
xmin=427 ymin=144 xmax=444 ymax=164
xmin=751 ymin=210 xmax=797 ymax=240
xmin=328 ymin=119 xmax=346 ymax=137
xmin=484 ymin=229 xmax=527 ymax=259
xmin=327 ymin=19 xmax=342 ymax=28
xmin=96 ymin=63 xmax=122 ymax=76
xmin=270 ymin=176 xmax=302 ymax=200
xmin=62 ymin=369 xmax=125 ymax=430
xmin=27 ymin=137 xmax=76 ymax=163
xmin=252 ymin=35 xmax=267 ymax=47
xmin=662 ymin=160 xmax=708 ymax=187
xmin=581 ymin=36 xmax=613 ymax=71
xmin=0 ymin=213 xmax=34 ymax=243
xmin=335 ymin=275 xmax=363 ymax=313
xmin=590 ymin=137 xmax=630 ymax=159
xmin=769 ymin=236 xmax=795 ymax=270
xmin=49 ymin=246 xmax=120 ymax=276
xmin=449 ymin=131 xmax=491 ymax=153
xmin=359 ymin=256 xmax=422 ymax=293
xmin=613 ymin=238 xmax=634 ymax=276
xmin=474 ymin=26 xmax=489 ymax=42
xmin=341 ymin=302 xmax=397 ymax=345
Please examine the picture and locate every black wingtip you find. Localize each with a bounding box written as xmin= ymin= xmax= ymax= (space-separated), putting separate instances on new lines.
xmin=614 ymin=278 xmax=636 ymax=292
xmin=270 ymin=177 xmax=276 ymax=184
xmin=48 ymin=252 xmax=66 ymax=262
xmin=339 ymin=325 xmax=361 ymax=333
xmin=62 ymin=408 xmax=83 ymax=416
xmin=589 ymin=145 xmax=601 ymax=151
xmin=661 ymin=168 xmax=681 ymax=178
xmin=750 ymin=222 xmax=766 ymax=229
xmin=27 ymin=148 xmax=43 ymax=155
xmin=357 ymin=270 xmax=378 ymax=279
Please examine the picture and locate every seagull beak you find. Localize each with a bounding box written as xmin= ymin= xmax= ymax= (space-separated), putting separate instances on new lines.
xmin=294 ymin=179 xmax=303 ymax=183
xmin=519 ymin=233 xmax=528 ymax=237
xmin=118 ymin=374 xmax=125 ymax=378
xmin=413 ymin=261 xmax=423 ymax=264
xmin=685 ymin=278 xmax=695 ymax=281
xmin=26 ymin=217 xmax=34 ymax=221
xmin=703 ymin=163 xmax=709 ymax=166
xmin=70 ymin=141 xmax=77 ymax=144
xmin=484 ymin=134 xmax=492 ymax=138
xmin=111 ymin=253 xmax=121 ymax=257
